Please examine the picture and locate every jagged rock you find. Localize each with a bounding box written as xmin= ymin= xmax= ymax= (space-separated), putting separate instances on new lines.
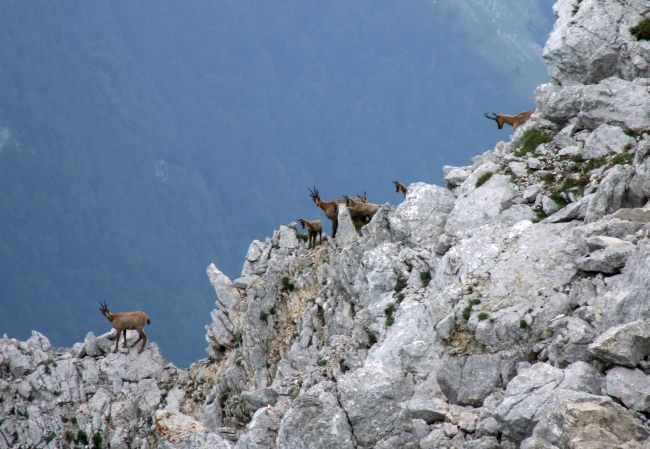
xmin=437 ymin=354 xmax=503 ymax=407
xmin=575 ymin=235 xmax=636 ymax=273
xmin=606 ymin=366 xmax=650 ymax=412
xmin=445 ymin=174 xmax=517 ymax=238
xmin=528 ymin=158 xmax=543 ymax=170
xmin=583 ymin=124 xmax=636 ymax=159
xmin=334 ymin=203 xmax=359 ymax=246
xmin=389 ymin=182 xmax=455 ymax=245
xmin=540 ymin=195 xmax=561 ymax=216
xmin=461 ymin=436 xmax=502 ymax=449
xmin=543 ymin=0 xmax=650 ymax=85
xmin=535 ymin=77 xmax=650 ymax=130
xmin=588 ymin=320 xmax=650 ymax=367
xmin=530 ymin=394 xmax=648 ymax=449
xmin=241 ymin=388 xmax=278 ymax=411
xmin=584 ymin=165 xmax=635 ymax=223
xmin=509 ymin=161 xmax=528 ymax=177
xmin=445 ymin=167 xmax=471 ymax=189
xmin=543 ymin=193 xmax=593 ymax=223
xmin=276 ymin=381 xmax=354 ymax=449
xmin=405 ymin=398 xmax=448 ymax=424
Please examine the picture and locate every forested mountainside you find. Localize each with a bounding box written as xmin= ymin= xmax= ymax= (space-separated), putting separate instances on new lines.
xmin=0 ymin=0 xmax=554 ymax=366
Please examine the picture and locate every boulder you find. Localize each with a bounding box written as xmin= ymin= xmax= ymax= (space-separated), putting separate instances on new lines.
xmin=588 ymin=320 xmax=650 ymax=367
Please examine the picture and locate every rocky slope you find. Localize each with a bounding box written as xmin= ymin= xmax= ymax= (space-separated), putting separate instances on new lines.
xmin=4 ymin=0 xmax=650 ymax=447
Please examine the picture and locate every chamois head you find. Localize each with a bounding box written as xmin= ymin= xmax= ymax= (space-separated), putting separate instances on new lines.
xmin=357 ymin=192 xmax=367 ymax=203
xmin=308 ymin=186 xmax=321 ymax=207
xmin=484 ymin=112 xmax=505 ymax=129
xmin=99 ymin=300 xmax=111 ymax=319
xmin=298 ymin=218 xmax=307 ymax=229
xmin=394 ymin=181 xmax=401 ymax=192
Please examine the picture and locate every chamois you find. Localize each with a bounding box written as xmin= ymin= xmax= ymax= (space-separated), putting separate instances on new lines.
xmin=394 ymin=181 xmax=408 ymax=198
xmin=345 ymin=196 xmax=380 ymax=223
xmin=298 ymin=218 xmax=322 ymax=249
xmin=484 ymin=108 xmax=535 ymax=130
xmin=99 ymin=300 xmax=151 ymax=353
xmin=309 ymin=186 xmax=340 ymax=238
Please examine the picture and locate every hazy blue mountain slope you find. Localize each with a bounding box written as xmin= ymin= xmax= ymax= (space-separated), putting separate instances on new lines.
xmin=0 ymin=0 xmax=554 ymax=366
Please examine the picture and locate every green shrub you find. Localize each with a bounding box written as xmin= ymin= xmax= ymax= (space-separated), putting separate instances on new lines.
xmin=583 ymin=156 xmax=607 ymax=173
xmin=295 ymin=231 xmax=309 ymax=242
xmin=420 ymin=270 xmax=431 ymax=288
xmin=396 ymin=292 xmax=405 ymax=303
xmin=515 ymin=129 xmax=551 ymax=157
xmin=475 ymin=171 xmax=493 ymax=188
xmin=64 ymin=430 xmax=74 ymax=443
xmin=462 ymin=307 xmax=471 ymax=320
xmin=92 ymin=431 xmax=103 ymax=449
xmin=610 ymin=152 xmax=634 ymax=166
xmin=353 ymin=219 xmax=366 ymax=231
xmin=519 ymin=320 xmax=528 ymax=329
xmin=631 ymin=17 xmax=650 ymax=40
xmin=219 ymin=393 xmax=229 ymax=407
xmin=77 ymin=430 xmax=89 ymax=445
xmin=572 ymin=0 xmax=582 ymax=15
xmin=469 ymin=298 xmax=481 ymax=306
xmin=385 ymin=304 xmax=395 ymax=326
xmin=259 ymin=311 xmax=268 ymax=321
xmin=394 ymin=277 xmax=407 ymax=293
xmin=317 ymin=304 xmax=325 ymax=325
xmin=235 ymin=359 xmax=242 ymax=366
xmin=532 ymin=209 xmax=548 ymax=223
xmin=281 ymin=276 xmax=294 ymax=291
xmin=340 ymin=359 xmax=350 ymax=373
xmin=45 ymin=431 xmax=56 ymax=443
xmin=317 ymin=359 xmax=327 ymax=367
xmin=403 ymin=366 xmax=416 ymax=376
xmin=477 ymin=312 xmax=489 ymax=321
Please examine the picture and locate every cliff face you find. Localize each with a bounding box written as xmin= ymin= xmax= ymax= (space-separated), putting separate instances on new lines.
xmin=3 ymin=0 xmax=650 ymax=448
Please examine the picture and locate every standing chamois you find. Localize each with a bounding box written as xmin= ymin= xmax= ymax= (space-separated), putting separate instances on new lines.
xmin=345 ymin=196 xmax=380 ymax=223
xmin=309 ymin=186 xmax=341 ymax=238
xmin=298 ymin=218 xmax=322 ymax=249
xmin=99 ymin=300 xmax=151 ymax=353
xmin=394 ymin=181 xmax=408 ymax=198
xmin=484 ymin=108 xmax=535 ymax=130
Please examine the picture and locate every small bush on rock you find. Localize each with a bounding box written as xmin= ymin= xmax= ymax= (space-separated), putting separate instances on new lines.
xmin=462 ymin=307 xmax=472 ymax=320
xmin=259 ymin=311 xmax=268 ymax=321
xmin=77 ymin=430 xmax=89 ymax=445
xmin=631 ymin=18 xmax=650 ymax=41
xmin=477 ymin=312 xmax=489 ymax=321
xmin=475 ymin=171 xmax=493 ymax=188
xmin=281 ymin=276 xmax=294 ymax=291
xmin=385 ymin=303 xmax=395 ymax=326
xmin=92 ymin=432 xmax=103 ymax=449
xmin=317 ymin=359 xmax=326 ymax=366
xmin=515 ymin=129 xmax=551 ymax=157
xmin=420 ymin=270 xmax=431 ymax=287
xmin=520 ymin=320 xmax=528 ymax=329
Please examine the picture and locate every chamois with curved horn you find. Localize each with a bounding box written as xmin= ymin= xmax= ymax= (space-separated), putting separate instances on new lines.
xmin=309 ymin=186 xmax=340 ymax=238
xmin=394 ymin=181 xmax=408 ymax=198
xmin=298 ymin=218 xmax=322 ymax=249
xmin=484 ymin=108 xmax=535 ymax=130
xmin=99 ymin=300 xmax=151 ymax=353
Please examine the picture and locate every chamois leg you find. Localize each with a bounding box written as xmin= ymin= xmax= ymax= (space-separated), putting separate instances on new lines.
xmin=318 ymin=230 xmax=322 ymax=246
xmin=332 ymin=218 xmax=338 ymax=239
xmin=122 ymin=329 xmax=128 ymax=347
xmin=138 ymin=330 xmax=148 ymax=353
xmin=130 ymin=331 xmax=142 ymax=348
xmin=113 ymin=331 xmax=120 ymax=353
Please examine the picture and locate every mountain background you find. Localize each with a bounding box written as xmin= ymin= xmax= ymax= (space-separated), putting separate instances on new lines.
xmin=0 ymin=0 xmax=555 ymax=367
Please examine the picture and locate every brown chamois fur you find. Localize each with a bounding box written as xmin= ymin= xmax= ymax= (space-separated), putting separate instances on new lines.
xmin=345 ymin=196 xmax=380 ymax=223
xmin=99 ymin=300 xmax=151 ymax=353
xmin=394 ymin=181 xmax=408 ymax=198
xmin=309 ymin=186 xmax=340 ymax=238
xmin=298 ymin=218 xmax=322 ymax=249
xmin=484 ymin=108 xmax=535 ymax=130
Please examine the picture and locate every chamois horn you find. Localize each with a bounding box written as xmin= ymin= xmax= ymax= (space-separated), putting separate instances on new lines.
xmin=484 ymin=112 xmax=498 ymax=121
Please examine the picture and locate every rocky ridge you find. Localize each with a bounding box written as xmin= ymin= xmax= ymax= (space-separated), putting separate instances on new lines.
xmin=4 ymin=0 xmax=650 ymax=447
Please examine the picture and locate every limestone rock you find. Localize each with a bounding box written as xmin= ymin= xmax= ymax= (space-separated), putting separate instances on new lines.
xmin=588 ymin=320 xmax=650 ymax=367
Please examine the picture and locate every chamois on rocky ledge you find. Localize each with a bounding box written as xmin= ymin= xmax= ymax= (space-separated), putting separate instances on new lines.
xmin=309 ymin=186 xmax=340 ymax=238
xmin=394 ymin=181 xmax=408 ymax=198
xmin=345 ymin=196 xmax=380 ymax=223
xmin=99 ymin=300 xmax=151 ymax=353
xmin=484 ymin=108 xmax=535 ymax=130
xmin=298 ymin=218 xmax=322 ymax=249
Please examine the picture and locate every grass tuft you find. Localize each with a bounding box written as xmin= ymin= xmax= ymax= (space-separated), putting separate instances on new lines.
xmin=475 ymin=171 xmax=493 ymax=188
xmin=477 ymin=312 xmax=489 ymax=321
xmin=515 ymin=129 xmax=551 ymax=157
xmin=462 ymin=307 xmax=471 ymax=320
xmin=519 ymin=320 xmax=528 ymax=329
xmin=385 ymin=303 xmax=395 ymax=326
xmin=317 ymin=359 xmax=327 ymax=367
xmin=92 ymin=432 xmax=103 ymax=449
xmin=259 ymin=311 xmax=268 ymax=321
xmin=420 ymin=270 xmax=431 ymax=288
xmin=281 ymin=276 xmax=294 ymax=291
xmin=631 ymin=17 xmax=650 ymax=40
